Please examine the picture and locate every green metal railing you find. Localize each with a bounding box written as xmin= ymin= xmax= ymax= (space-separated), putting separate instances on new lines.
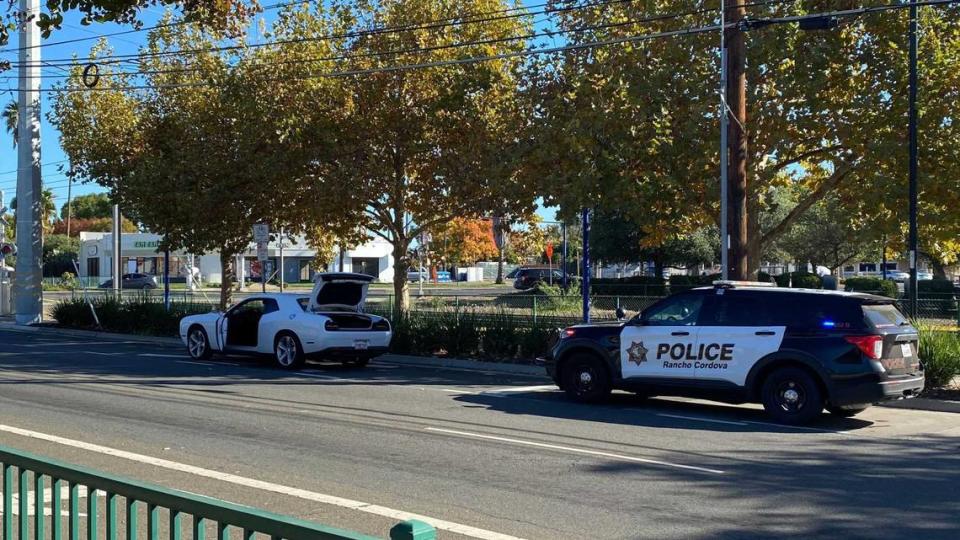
xmin=0 ymin=445 xmax=434 ymax=540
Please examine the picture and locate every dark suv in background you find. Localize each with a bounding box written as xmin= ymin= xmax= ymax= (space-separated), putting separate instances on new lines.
xmin=513 ymin=268 xmax=564 ymax=290
xmin=99 ymin=273 xmax=159 ymax=290
xmin=544 ymin=282 xmax=923 ymax=424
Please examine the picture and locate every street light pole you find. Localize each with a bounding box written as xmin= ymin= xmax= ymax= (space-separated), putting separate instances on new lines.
xmin=907 ymin=0 xmax=919 ymax=318
xmin=581 ymin=208 xmax=591 ymax=323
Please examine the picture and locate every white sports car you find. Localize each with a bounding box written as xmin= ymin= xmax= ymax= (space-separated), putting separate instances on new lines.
xmin=179 ymin=273 xmax=391 ymax=369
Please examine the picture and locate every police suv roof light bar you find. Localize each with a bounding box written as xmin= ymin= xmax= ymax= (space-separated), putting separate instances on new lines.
xmin=712 ymin=280 xmax=777 ymax=289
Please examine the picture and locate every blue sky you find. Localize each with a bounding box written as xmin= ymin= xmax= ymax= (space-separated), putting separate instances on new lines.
xmin=0 ymin=2 xmax=559 ymax=223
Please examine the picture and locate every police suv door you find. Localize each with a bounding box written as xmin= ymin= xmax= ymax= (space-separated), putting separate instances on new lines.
xmin=695 ymin=289 xmax=785 ymax=386
xmin=620 ymin=292 xmax=706 ymax=379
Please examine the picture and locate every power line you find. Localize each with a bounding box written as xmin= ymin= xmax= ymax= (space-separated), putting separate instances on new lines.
xmin=17 ymin=0 xmax=684 ymax=68
xmin=36 ymin=6 xmax=721 ymax=80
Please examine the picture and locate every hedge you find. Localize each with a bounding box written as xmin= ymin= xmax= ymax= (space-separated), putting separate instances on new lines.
xmin=774 ymin=272 xmax=822 ymax=289
xmin=844 ymin=277 xmax=898 ymax=298
xmin=52 ymin=297 xmax=212 ymax=336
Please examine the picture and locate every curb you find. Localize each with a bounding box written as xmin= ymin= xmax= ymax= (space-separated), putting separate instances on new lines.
xmin=0 ymin=322 xmax=547 ymax=378
xmin=879 ymin=397 xmax=960 ymax=414
xmin=0 ymin=322 xmax=182 ymax=348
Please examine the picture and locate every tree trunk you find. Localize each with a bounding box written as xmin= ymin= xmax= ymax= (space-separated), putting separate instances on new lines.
xmin=929 ymin=258 xmax=947 ymax=280
xmin=218 ymin=250 xmax=236 ymax=311
xmin=392 ymin=239 xmax=411 ymax=318
xmin=495 ymin=246 xmax=504 ymax=284
xmin=339 ymin=244 xmax=346 ymax=272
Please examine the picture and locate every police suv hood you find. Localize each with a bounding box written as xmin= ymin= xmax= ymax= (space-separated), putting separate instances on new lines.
xmin=308 ymin=272 xmax=373 ymax=312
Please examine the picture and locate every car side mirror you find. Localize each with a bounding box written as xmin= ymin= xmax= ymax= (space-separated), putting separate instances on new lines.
xmin=615 ymin=307 xmax=626 ymax=320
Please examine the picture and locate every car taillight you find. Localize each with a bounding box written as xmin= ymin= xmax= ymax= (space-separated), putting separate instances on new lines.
xmin=324 ymin=320 xmax=339 ymax=331
xmin=562 ymin=328 xmax=576 ymax=338
xmin=845 ymin=335 xmax=883 ymax=359
xmin=372 ymin=320 xmax=390 ymax=331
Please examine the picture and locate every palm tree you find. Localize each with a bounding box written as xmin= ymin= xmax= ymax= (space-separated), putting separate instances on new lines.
xmin=10 ymin=188 xmax=58 ymax=233
xmin=2 ymin=101 xmax=17 ymax=148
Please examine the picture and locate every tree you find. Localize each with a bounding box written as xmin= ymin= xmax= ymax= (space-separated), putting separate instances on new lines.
xmin=51 ymin=216 xmax=137 ymax=236
xmin=0 ymin=1 xmax=256 ymax=45
xmin=531 ymin=2 xmax=960 ymax=278
xmin=431 ymin=218 xmax=498 ymax=267
xmin=10 ymin=188 xmax=57 ymax=234
xmin=52 ymin=23 xmax=312 ymax=308
xmin=2 ymin=100 xmax=16 ymax=148
xmin=273 ymin=0 xmax=534 ymax=314
xmin=61 ymin=192 xmax=112 ymax=220
xmin=42 ymin=234 xmax=80 ymax=276
xmin=773 ymin=193 xmax=874 ymax=273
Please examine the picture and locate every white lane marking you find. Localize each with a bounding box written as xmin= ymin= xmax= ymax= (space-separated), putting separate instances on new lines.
xmin=0 ymin=423 xmax=522 ymax=540
xmin=425 ymin=427 xmax=725 ymax=475
xmin=20 ymin=341 xmax=139 ymax=347
xmin=657 ymin=414 xmax=748 ymax=426
xmin=486 ymin=385 xmax=556 ymax=395
xmin=85 ymin=351 xmax=122 ymax=356
xmin=139 ymin=353 xmax=189 ymax=359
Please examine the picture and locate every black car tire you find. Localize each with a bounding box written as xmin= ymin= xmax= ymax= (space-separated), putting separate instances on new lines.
xmin=562 ymin=353 xmax=611 ymax=403
xmin=186 ymin=326 xmax=213 ymax=360
xmin=761 ymin=366 xmax=824 ymax=425
xmin=273 ymin=332 xmax=305 ymax=370
xmin=826 ymin=404 xmax=869 ymax=417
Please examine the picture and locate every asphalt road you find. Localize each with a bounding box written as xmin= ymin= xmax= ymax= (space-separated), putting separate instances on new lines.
xmin=0 ymin=329 xmax=959 ymax=539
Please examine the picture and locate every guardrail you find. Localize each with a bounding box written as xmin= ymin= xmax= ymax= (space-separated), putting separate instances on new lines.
xmin=0 ymin=445 xmax=434 ymax=540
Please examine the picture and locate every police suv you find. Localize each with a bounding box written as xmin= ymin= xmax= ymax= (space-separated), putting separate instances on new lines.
xmin=544 ymin=281 xmax=924 ymax=424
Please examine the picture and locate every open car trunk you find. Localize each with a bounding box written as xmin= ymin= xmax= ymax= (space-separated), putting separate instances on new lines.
xmin=307 ymin=272 xmax=373 ymax=313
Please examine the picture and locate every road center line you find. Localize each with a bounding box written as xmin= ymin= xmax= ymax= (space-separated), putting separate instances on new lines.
xmin=486 ymin=385 xmax=557 ymax=394
xmin=0 ymin=423 xmax=524 ymax=540
xmin=656 ymin=414 xmax=748 ymax=426
xmin=424 ymin=427 xmax=725 ymax=475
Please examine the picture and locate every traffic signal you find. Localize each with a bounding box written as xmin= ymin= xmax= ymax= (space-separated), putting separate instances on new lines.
xmin=0 ymin=242 xmax=16 ymax=257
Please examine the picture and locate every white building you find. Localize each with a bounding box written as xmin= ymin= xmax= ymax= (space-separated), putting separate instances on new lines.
xmin=78 ymin=232 xmax=395 ymax=284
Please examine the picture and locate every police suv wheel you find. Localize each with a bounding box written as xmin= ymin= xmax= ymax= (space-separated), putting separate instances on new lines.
xmin=562 ymin=354 xmax=611 ymax=403
xmin=274 ymin=332 xmax=305 ymax=370
xmin=826 ymin=404 xmax=869 ymax=418
xmin=187 ymin=326 xmax=212 ymax=360
xmin=760 ymin=367 xmax=824 ymax=425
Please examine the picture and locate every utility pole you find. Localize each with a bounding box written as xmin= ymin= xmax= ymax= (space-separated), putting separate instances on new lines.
xmin=112 ymin=204 xmax=121 ymax=298
xmin=581 ymin=208 xmax=591 ymax=324
xmin=907 ymin=0 xmax=919 ymax=317
xmin=724 ymin=0 xmax=749 ymax=280
xmin=65 ymin=177 xmax=72 ymax=238
xmin=719 ymin=4 xmax=729 ymax=281
xmin=14 ymin=0 xmax=43 ymax=325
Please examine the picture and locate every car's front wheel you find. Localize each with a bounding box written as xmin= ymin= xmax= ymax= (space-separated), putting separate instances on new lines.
xmin=761 ymin=366 xmax=824 ymax=425
xmin=186 ymin=326 xmax=212 ymax=360
xmin=274 ymin=332 xmax=305 ymax=370
xmin=562 ymin=353 xmax=611 ymax=403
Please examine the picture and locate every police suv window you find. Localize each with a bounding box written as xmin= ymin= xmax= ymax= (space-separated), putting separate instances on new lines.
xmin=642 ymin=293 xmax=704 ymax=326
xmin=700 ymin=293 xmax=772 ymax=326
xmin=769 ymin=294 xmax=864 ymax=331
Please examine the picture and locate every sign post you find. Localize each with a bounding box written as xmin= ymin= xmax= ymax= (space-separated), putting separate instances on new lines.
xmin=546 ymin=242 xmax=554 ymax=285
xmin=253 ymin=224 xmax=270 ymax=293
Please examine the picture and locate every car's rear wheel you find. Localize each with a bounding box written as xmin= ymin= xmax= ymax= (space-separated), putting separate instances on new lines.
xmin=186 ymin=326 xmax=212 ymax=360
xmin=562 ymin=353 xmax=611 ymax=403
xmin=761 ymin=366 xmax=824 ymax=425
xmin=826 ymin=404 xmax=869 ymax=417
xmin=274 ymin=332 xmax=305 ymax=370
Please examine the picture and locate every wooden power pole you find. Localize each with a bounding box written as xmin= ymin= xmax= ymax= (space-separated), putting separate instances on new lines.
xmin=724 ymin=0 xmax=749 ymax=280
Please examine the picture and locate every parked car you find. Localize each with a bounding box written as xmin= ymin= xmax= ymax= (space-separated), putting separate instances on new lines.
xmin=544 ymin=280 xmax=923 ymax=425
xmin=179 ymin=273 xmax=391 ymax=369
xmin=513 ymin=268 xmax=564 ymax=290
xmin=99 ymin=273 xmax=159 ymax=290
xmin=886 ymin=271 xmax=910 ymax=282
xmin=917 ymin=272 xmax=934 ymax=281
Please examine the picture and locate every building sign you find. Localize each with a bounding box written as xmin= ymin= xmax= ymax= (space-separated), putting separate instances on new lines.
xmin=133 ymin=241 xmax=160 ymax=249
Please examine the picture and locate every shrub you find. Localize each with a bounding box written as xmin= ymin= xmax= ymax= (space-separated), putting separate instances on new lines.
xmin=591 ymin=276 xmax=666 ymax=296
xmin=774 ymin=272 xmax=822 ymax=289
xmin=844 ymin=277 xmax=898 ymax=298
xmin=916 ymin=278 xmax=955 ymax=297
xmin=52 ymin=297 xmax=212 ymax=336
xmin=917 ymin=327 xmax=960 ymax=389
